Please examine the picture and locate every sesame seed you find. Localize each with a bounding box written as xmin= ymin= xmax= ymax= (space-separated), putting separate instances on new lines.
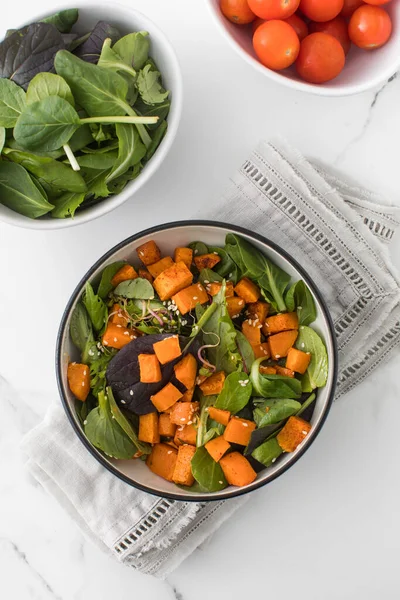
xmin=83 ymin=370 xmax=87 ymax=376
xmin=300 ymin=326 xmax=304 ymax=330
xmin=139 ymin=250 xmax=144 ymax=256
xmin=298 ymin=306 xmax=302 ymax=310
xmin=204 ymin=280 xmax=209 ymax=284
xmin=187 ymin=420 xmax=193 ymax=425
xmin=302 ymin=430 xmax=308 ymax=435
xmin=238 ymin=300 xmax=244 ymax=305
xmin=219 ymin=481 xmax=223 ymax=485
xmin=301 ymin=343 xmax=305 ymax=348
xmin=228 ymin=273 xmax=233 ymax=278
xmin=275 ymin=354 xmax=280 ymax=359
xmin=121 ymin=400 xmax=126 ymax=404
xmin=130 ymin=335 xmax=135 ymax=339
xmin=116 ymin=324 xmax=122 ymax=328
xmin=180 ymin=418 xmax=186 ymax=422
xmin=123 ymin=331 xmax=129 ymax=335
xmin=242 ymin=422 xmax=248 ymax=427
xmin=167 ymin=450 xmax=173 ymax=455
xmin=271 ymin=458 xmax=276 ymax=463
xmin=81 ymin=381 xmax=85 ymax=386
xmin=130 ymin=390 xmax=134 ymax=396
xmin=306 ymin=352 xmax=311 ymax=355
xmin=163 ymin=301 xmax=166 ymax=306
xmin=194 ymin=249 xmax=198 ymax=254
xmin=88 ymin=349 xmax=94 ymax=356
xmin=83 ymin=420 xmax=88 ymax=425
xmin=265 ymin=322 xmax=269 ymax=327
xmin=103 ymin=340 xmax=108 ymax=345
xmin=193 ymin=296 xmax=198 ymax=300
xmin=113 ymin=337 xmax=118 ymax=342
xmin=232 ymin=314 xmax=239 ymax=318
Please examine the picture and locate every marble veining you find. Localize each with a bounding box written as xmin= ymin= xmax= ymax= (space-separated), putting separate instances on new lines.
xmin=1 ymin=0 xmax=400 ymax=598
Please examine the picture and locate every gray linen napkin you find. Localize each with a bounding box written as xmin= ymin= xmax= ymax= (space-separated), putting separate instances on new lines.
xmin=21 ymin=139 xmax=400 ymax=578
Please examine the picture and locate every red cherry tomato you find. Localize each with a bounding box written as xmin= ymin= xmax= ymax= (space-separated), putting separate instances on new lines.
xmin=364 ymin=0 xmax=392 ymax=5
xmin=285 ymin=13 xmax=309 ymax=41
xmin=253 ymin=20 xmax=300 ymax=70
xmin=247 ymin=0 xmax=300 ymax=20
xmin=309 ymin=17 xmax=351 ymax=54
xmin=220 ymin=0 xmax=256 ymax=24
xmin=349 ymin=5 xmax=392 ymax=49
xmin=340 ymin=0 xmax=364 ymax=17
xmin=299 ymin=0 xmax=344 ymax=22
xmin=296 ymin=32 xmax=345 ymax=83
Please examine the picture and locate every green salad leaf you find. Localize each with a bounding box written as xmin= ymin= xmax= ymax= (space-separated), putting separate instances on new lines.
xmin=69 ymin=301 xmax=94 ymax=354
xmin=250 ymin=358 xmax=302 ymax=398
xmin=51 ymin=191 xmax=86 ymax=218
xmin=97 ymin=261 xmax=126 ymax=299
xmin=191 ymin=446 xmax=227 ymax=492
xmin=256 ymin=398 xmax=302 ymax=427
xmin=285 ymin=280 xmax=317 ymax=326
xmin=295 ymin=326 xmax=328 ymax=389
xmin=137 ymin=64 xmax=169 ymax=105
xmin=251 ymin=437 xmax=283 ymax=467
xmin=83 ymin=281 xmax=107 ymax=331
xmin=215 ymin=372 xmax=252 ymax=414
xmin=108 ymin=387 xmax=151 ymax=454
xmin=26 ymin=72 xmax=75 ymax=106
xmin=106 ymin=124 xmax=145 ymax=183
xmin=113 ymin=32 xmax=149 ymax=70
xmin=41 ymin=9 xmax=79 ymax=33
xmin=114 ymin=278 xmax=154 ymax=299
xmin=0 ymin=161 xmax=54 ymax=218
xmin=98 ymin=38 xmax=137 ymax=78
xmin=0 ymin=79 xmax=26 ymax=127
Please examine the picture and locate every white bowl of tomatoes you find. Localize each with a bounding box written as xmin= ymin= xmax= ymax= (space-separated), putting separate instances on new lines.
xmin=207 ymin=0 xmax=400 ymax=96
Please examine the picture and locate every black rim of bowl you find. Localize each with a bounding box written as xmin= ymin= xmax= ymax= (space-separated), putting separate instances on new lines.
xmin=56 ymin=220 xmax=338 ymax=502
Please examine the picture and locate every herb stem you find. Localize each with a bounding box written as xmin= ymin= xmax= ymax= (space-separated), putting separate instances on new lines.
xmin=80 ymin=116 xmax=158 ymax=125
xmin=124 ymin=105 xmax=152 ymax=148
xmin=63 ymin=144 xmax=80 ymax=171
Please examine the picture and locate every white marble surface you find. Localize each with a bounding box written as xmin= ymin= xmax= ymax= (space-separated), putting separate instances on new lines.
xmin=1 ymin=0 xmax=400 ymax=598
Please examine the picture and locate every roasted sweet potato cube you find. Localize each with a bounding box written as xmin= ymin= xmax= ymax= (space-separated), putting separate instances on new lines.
xmin=194 ymin=253 xmax=221 ymax=270
xmin=138 ymin=354 xmax=162 ymax=383
xmin=207 ymin=406 xmax=231 ymax=426
xmin=180 ymin=387 xmax=194 ymax=402
xmin=172 ymin=444 xmax=196 ymax=486
xmin=136 ymin=240 xmax=161 ymax=266
xmin=111 ymin=264 xmax=138 ymax=287
xmin=109 ymin=303 xmax=129 ymax=326
xmin=252 ymin=342 xmax=270 ymax=359
xmin=170 ymin=402 xmax=199 ymax=426
xmin=286 ymin=347 xmax=311 ymax=374
xmin=199 ymin=371 xmax=226 ymax=396
xmin=151 ymin=383 xmax=183 ymax=412
xmin=223 ymin=417 xmax=256 ymax=446
xmin=147 ymin=256 xmax=175 ymax=279
xmin=226 ymin=296 xmax=246 ymax=318
xmin=153 ymin=335 xmax=181 ymax=365
xmin=174 ymin=354 xmax=197 ymax=389
xmin=275 ymin=365 xmax=295 ymax=378
xmin=138 ymin=268 xmax=153 ymax=283
xmin=159 ymin=413 xmax=177 ymax=437
xmin=67 ymin=363 xmax=90 ymax=402
xmin=146 ymin=443 xmax=178 ymax=481
xmin=174 ymin=247 xmax=193 ymax=269
xmin=263 ymin=312 xmax=299 ymax=336
xmin=220 ymin=452 xmax=257 ymax=487
xmin=242 ymin=319 xmax=262 ymax=346
xmin=259 ymin=365 xmax=277 ymax=375
xmin=153 ymin=261 xmax=194 ymax=301
xmin=172 ymin=282 xmax=209 ymax=315
xmin=277 ymin=416 xmax=312 ymax=452
xmin=268 ymin=330 xmax=298 ymax=360
xmin=174 ymin=424 xmax=197 ymax=446
xmin=205 ymin=436 xmax=231 ymax=462
xmin=234 ymin=277 xmax=261 ymax=303
xmin=139 ymin=413 xmax=160 ymax=444
xmin=207 ymin=281 xmax=234 ymax=297
xmin=247 ymin=301 xmax=269 ymax=322
xmin=102 ymin=323 xmax=137 ymax=349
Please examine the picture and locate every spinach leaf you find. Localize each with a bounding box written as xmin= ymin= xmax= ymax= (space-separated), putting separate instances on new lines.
xmin=113 ymin=32 xmax=149 ymax=70
xmin=97 ymin=261 xmax=126 ymax=298
xmin=257 ymin=398 xmax=302 ymax=427
xmin=285 ymin=280 xmax=317 ymax=326
xmin=3 ymin=148 xmax=86 ymax=192
xmin=191 ymin=446 xmax=227 ymax=492
xmin=0 ymin=127 xmax=5 ymax=153
xmin=198 ymin=268 xmax=223 ymax=286
xmin=250 ymin=358 xmax=302 ymax=398
xmin=14 ymin=96 xmax=81 ymax=152
xmin=26 ymin=72 xmax=75 ymax=106
xmin=225 ymin=234 xmax=291 ymax=312
xmin=145 ymin=120 xmax=167 ymax=160
xmin=85 ymin=388 xmax=136 ymax=459
xmin=41 ymin=9 xmax=79 ymax=33
xmin=0 ymin=161 xmax=54 ymax=217
xmin=202 ymin=285 xmax=242 ymax=374
xmin=73 ymin=21 xmax=121 ymax=64
xmin=251 ymin=437 xmax=283 ymax=467
xmin=196 ymin=395 xmax=216 ymax=446
xmin=76 ymin=151 xmax=118 ymax=170
xmin=0 ymin=79 xmax=26 ymax=127
xmin=297 ymin=392 xmax=316 ymax=417
xmin=70 ymin=302 xmax=94 ymax=353
xmin=236 ymin=331 xmax=255 ymax=373
xmin=300 ymin=371 xmax=313 ymax=393
xmin=114 ymin=278 xmax=154 ymax=299
xmin=107 ymin=387 xmax=151 ymax=454
xmin=98 ymin=38 xmax=136 ymax=78
xmin=137 ymin=64 xmax=169 ymax=104
xmin=83 ymin=281 xmax=107 ymax=331
xmin=189 ymin=241 xmax=208 ymax=256
xmin=295 ymin=326 xmax=328 ymax=388
xmin=214 ymin=372 xmax=252 ymax=414
xmin=81 ymin=167 xmax=110 ymax=199
xmin=208 ymin=245 xmax=238 ymax=282
xmin=0 ymin=23 xmax=66 ymax=89
xmin=106 ymin=124 xmax=145 ymax=183
xmin=135 ymin=97 xmax=170 ymax=130
xmin=51 ymin=191 xmax=86 ymax=218
xmin=55 ymin=50 xmax=130 ymax=116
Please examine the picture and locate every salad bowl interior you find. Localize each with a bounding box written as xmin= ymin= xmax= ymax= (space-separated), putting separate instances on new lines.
xmin=57 ymin=221 xmax=337 ymax=501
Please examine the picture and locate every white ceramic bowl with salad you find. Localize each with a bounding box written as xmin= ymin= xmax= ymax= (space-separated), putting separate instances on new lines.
xmin=0 ymin=2 xmax=182 ymax=229
xmin=206 ymin=0 xmax=400 ymax=97
xmin=56 ymin=221 xmax=337 ymax=501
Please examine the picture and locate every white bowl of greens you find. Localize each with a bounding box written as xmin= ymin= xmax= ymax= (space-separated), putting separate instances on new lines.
xmin=56 ymin=221 xmax=337 ymax=501
xmin=0 ymin=3 xmax=182 ymax=229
